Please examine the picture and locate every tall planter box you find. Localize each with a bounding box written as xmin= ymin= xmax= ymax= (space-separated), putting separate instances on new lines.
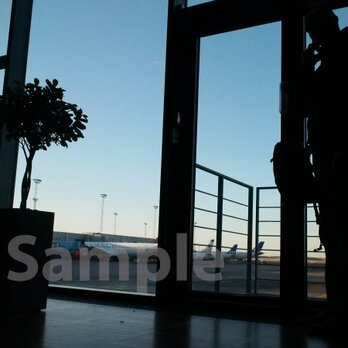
xmin=0 ymin=209 xmax=54 ymax=312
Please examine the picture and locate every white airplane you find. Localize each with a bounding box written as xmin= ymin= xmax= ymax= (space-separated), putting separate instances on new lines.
xmin=197 ymin=243 xmax=238 ymax=262
xmin=84 ymin=241 xmax=157 ymax=261
xmin=193 ymin=239 xmax=215 ymax=260
xmin=85 ymin=239 xmax=218 ymax=262
xmin=57 ymin=239 xmax=256 ymax=263
xmin=221 ymin=244 xmax=238 ymax=260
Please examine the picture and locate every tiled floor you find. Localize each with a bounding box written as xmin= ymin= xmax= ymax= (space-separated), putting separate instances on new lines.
xmin=0 ymin=298 xmax=344 ymax=348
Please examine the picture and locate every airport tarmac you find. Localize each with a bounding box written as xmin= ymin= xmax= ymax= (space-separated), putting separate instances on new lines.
xmin=49 ymin=258 xmax=326 ymax=300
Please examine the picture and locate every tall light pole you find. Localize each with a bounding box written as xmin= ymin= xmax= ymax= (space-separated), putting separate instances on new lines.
xmin=144 ymin=222 xmax=148 ymax=238
xmin=153 ymin=205 xmax=159 ymax=239
xmin=100 ymin=193 xmax=107 ymax=234
xmin=32 ymin=178 xmax=42 ymax=210
xmin=113 ymin=212 xmax=118 ymax=235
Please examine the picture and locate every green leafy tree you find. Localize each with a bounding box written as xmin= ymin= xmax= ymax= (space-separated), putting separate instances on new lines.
xmin=0 ymin=78 xmax=88 ymax=209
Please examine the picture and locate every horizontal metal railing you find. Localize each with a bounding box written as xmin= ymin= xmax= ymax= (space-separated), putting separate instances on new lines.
xmin=194 ymin=164 xmax=253 ymax=293
xmin=193 ymin=165 xmax=325 ymax=298
xmin=254 ymin=186 xmax=280 ymax=294
xmin=255 ymin=186 xmax=325 ymax=298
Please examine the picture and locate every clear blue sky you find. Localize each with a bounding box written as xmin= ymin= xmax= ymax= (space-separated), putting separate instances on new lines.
xmin=1 ymin=2 xmax=347 ymax=251
xmin=2 ymin=0 xmax=168 ymax=237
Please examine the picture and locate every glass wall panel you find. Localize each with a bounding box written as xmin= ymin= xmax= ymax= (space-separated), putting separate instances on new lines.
xmin=13 ymin=0 xmax=167 ymax=295
xmin=193 ymin=22 xmax=281 ymax=295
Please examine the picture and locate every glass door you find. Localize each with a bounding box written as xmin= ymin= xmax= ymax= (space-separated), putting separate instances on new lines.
xmin=192 ymin=23 xmax=281 ymax=296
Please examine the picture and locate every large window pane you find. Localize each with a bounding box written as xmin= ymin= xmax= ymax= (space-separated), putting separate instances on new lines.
xmin=13 ymin=0 xmax=167 ymax=295
xmin=193 ymin=22 xmax=281 ymax=295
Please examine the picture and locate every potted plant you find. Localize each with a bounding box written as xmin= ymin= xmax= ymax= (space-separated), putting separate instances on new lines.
xmin=0 ymin=78 xmax=88 ymax=311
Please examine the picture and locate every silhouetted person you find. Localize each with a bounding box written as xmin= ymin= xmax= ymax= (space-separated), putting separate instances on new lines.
xmin=302 ymin=7 xmax=348 ymax=333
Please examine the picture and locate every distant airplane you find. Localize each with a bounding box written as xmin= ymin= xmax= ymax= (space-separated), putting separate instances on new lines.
xmin=84 ymin=241 xmax=157 ymax=261
xmin=193 ymin=239 xmax=215 ymax=260
xmin=204 ymin=244 xmax=238 ymax=261
xmin=51 ymin=238 xmax=264 ymax=263
xmin=224 ymin=241 xmax=265 ymax=262
xmin=221 ymin=244 xmax=238 ymax=260
xmin=195 ymin=241 xmax=265 ymax=262
xmin=55 ymin=239 xmax=215 ymax=262
xmin=52 ymin=239 xmax=88 ymax=259
xmin=86 ymin=239 xmax=217 ymax=262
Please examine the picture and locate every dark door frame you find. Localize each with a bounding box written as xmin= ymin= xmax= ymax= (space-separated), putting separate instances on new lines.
xmin=157 ymin=0 xmax=348 ymax=309
xmin=0 ymin=0 xmax=33 ymax=209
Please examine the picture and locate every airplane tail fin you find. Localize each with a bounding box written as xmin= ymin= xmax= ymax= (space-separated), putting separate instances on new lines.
xmin=227 ymin=244 xmax=238 ymax=257
xmin=254 ymin=241 xmax=265 ymax=255
xmin=201 ymin=239 xmax=214 ymax=253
